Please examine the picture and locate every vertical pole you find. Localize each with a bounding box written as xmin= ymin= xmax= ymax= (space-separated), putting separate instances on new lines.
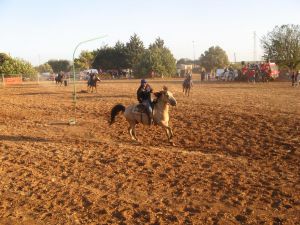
xmin=1 ymin=74 xmax=4 ymax=87
xmin=253 ymin=31 xmax=257 ymax=62
xmin=38 ymin=54 xmax=40 ymax=84
xmin=70 ymin=35 xmax=107 ymax=125
xmin=192 ymin=40 xmax=195 ymax=72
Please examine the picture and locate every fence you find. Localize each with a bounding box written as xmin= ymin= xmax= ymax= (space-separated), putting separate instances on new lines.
xmin=1 ymin=74 xmax=23 ymax=86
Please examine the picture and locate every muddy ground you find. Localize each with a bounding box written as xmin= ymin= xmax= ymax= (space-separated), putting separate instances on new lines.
xmin=0 ymin=80 xmax=299 ymax=224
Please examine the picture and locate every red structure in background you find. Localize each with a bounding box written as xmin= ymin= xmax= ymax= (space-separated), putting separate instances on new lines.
xmin=4 ymin=77 xmax=22 ymax=85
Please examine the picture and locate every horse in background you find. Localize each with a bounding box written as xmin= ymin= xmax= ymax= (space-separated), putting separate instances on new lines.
xmin=87 ymin=73 xmax=101 ymax=93
xmin=55 ymin=73 xmax=64 ymax=86
xmin=182 ymin=75 xmax=193 ymax=96
xmin=110 ymin=86 xmax=177 ymax=144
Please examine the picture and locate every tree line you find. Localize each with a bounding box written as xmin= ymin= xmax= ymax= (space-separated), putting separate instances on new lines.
xmin=74 ymin=34 xmax=177 ymax=78
xmin=1 ymin=25 xmax=300 ymax=80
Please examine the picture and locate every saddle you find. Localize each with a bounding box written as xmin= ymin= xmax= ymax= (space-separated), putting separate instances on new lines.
xmin=133 ymin=104 xmax=148 ymax=113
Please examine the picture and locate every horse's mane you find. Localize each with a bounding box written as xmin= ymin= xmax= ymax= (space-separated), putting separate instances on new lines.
xmin=154 ymin=86 xmax=168 ymax=100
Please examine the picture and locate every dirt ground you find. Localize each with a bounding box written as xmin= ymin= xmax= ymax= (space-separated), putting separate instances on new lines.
xmin=0 ymin=80 xmax=299 ymax=225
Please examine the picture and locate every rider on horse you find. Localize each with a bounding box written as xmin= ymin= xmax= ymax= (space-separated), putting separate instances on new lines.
xmin=137 ymin=79 xmax=153 ymax=125
xmin=87 ymin=72 xmax=94 ymax=86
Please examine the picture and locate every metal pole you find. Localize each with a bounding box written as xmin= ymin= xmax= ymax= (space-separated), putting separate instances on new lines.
xmin=70 ymin=35 xmax=107 ymax=125
xmin=234 ymin=52 xmax=236 ymax=64
xmin=192 ymin=41 xmax=195 ymax=71
xmin=38 ymin=54 xmax=40 ymax=84
xmin=253 ymin=31 xmax=257 ymax=62
xmin=1 ymin=74 xmax=4 ymax=87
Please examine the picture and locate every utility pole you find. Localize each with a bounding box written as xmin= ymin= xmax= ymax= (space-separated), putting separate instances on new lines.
xmin=37 ymin=54 xmax=40 ymax=84
xmin=234 ymin=52 xmax=237 ymax=64
xmin=192 ymin=40 xmax=195 ymax=71
xmin=253 ymin=31 xmax=257 ymax=62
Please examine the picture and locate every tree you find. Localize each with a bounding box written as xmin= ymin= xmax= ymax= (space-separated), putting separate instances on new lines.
xmin=92 ymin=46 xmax=116 ymax=70
xmin=261 ymin=24 xmax=300 ymax=71
xmin=17 ymin=59 xmax=37 ymax=79
xmin=0 ymin=53 xmax=10 ymax=65
xmin=199 ymin=46 xmax=229 ymax=73
xmin=149 ymin=37 xmax=165 ymax=49
xmin=48 ymin=60 xmax=71 ymax=73
xmin=135 ymin=37 xmax=176 ymax=78
xmin=36 ymin=63 xmax=53 ymax=73
xmin=113 ymin=41 xmax=129 ymax=70
xmin=176 ymin=58 xmax=194 ymax=65
xmin=125 ymin=34 xmax=145 ymax=71
xmin=74 ymin=51 xmax=95 ymax=70
xmin=0 ymin=53 xmax=37 ymax=79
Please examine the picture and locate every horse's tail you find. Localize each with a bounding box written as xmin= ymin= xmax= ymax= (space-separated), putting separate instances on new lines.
xmin=110 ymin=104 xmax=126 ymax=125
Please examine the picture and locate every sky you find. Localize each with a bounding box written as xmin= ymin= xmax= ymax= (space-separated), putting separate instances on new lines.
xmin=1 ymin=0 xmax=299 ymax=66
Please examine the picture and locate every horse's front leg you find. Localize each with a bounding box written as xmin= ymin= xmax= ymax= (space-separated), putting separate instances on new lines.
xmin=167 ymin=126 xmax=174 ymax=140
xmin=164 ymin=127 xmax=171 ymax=141
xmin=161 ymin=124 xmax=173 ymax=142
xmin=164 ymin=126 xmax=175 ymax=146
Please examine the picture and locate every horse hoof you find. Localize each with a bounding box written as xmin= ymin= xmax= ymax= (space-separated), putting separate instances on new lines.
xmin=169 ymin=141 xmax=176 ymax=146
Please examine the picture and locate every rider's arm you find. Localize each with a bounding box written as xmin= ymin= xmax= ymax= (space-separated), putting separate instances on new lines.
xmin=137 ymin=88 xmax=143 ymax=102
xmin=148 ymin=85 xmax=153 ymax=93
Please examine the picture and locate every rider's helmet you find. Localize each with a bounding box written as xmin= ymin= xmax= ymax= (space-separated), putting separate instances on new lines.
xmin=141 ymin=79 xmax=147 ymax=84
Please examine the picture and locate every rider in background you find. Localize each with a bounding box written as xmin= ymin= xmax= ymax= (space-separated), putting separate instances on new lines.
xmin=187 ymin=71 xmax=192 ymax=79
xmin=87 ymin=72 xmax=94 ymax=87
xmin=137 ymin=79 xmax=153 ymax=125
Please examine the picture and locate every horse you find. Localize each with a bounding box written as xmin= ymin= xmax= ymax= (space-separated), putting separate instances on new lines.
xmin=87 ymin=74 xmax=101 ymax=93
xmin=292 ymin=73 xmax=300 ymax=87
xmin=110 ymin=86 xmax=177 ymax=143
xmin=55 ymin=74 xmax=64 ymax=86
xmin=182 ymin=77 xmax=193 ymax=96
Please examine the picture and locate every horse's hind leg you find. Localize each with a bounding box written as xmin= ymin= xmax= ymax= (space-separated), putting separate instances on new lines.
xmin=132 ymin=124 xmax=138 ymax=140
xmin=128 ymin=127 xmax=134 ymax=140
xmin=128 ymin=122 xmax=137 ymax=141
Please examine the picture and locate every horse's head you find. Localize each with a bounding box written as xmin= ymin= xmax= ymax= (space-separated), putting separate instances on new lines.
xmin=155 ymin=86 xmax=177 ymax=106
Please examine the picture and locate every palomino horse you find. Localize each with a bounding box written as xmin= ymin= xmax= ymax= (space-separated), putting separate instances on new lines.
xmin=110 ymin=86 xmax=177 ymax=143
xmin=182 ymin=77 xmax=193 ymax=96
xmin=87 ymin=74 xmax=101 ymax=93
